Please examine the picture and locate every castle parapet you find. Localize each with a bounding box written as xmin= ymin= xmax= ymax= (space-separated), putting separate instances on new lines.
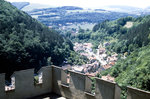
xmin=0 ymin=65 xmax=149 ymax=99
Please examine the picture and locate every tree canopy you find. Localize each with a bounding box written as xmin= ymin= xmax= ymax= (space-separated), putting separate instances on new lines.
xmin=0 ymin=0 xmax=76 ymax=74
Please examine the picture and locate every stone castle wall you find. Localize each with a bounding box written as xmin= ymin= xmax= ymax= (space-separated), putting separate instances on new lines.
xmin=0 ymin=66 xmax=52 ymax=99
xmin=0 ymin=65 xmax=149 ymax=99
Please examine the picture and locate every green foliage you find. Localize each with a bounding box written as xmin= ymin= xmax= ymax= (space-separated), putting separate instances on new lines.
xmin=103 ymin=45 xmax=150 ymax=93
xmin=67 ymin=51 xmax=89 ymax=65
xmin=66 ymin=16 xmax=133 ymax=51
xmin=75 ymin=15 xmax=150 ymax=97
xmin=87 ymin=15 xmax=150 ymax=54
xmin=34 ymin=7 xmax=136 ymax=27
xmin=34 ymin=75 xmax=39 ymax=84
xmin=0 ymin=0 xmax=74 ymax=74
xmin=90 ymin=77 xmax=96 ymax=94
xmin=96 ymin=73 xmax=102 ymax=78
xmin=110 ymin=15 xmax=150 ymax=53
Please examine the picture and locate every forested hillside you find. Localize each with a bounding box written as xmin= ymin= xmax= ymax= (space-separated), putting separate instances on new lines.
xmin=100 ymin=16 xmax=150 ymax=98
xmin=68 ymin=15 xmax=150 ymax=52
xmin=94 ymin=15 xmax=150 ymax=98
xmin=24 ymin=6 xmax=136 ymax=27
xmin=65 ymin=14 xmax=150 ymax=98
xmin=0 ymin=0 xmax=87 ymax=75
xmin=66 ymin=16 xmax=134 ymax=48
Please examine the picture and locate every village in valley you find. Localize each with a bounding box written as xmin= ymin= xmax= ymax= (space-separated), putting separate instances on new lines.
xmin=62 ymin=42 xmax=119 ymax=82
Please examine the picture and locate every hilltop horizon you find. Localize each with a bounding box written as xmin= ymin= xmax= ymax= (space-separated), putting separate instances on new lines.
xmin=6 ymin=0 xmax=150 ymax=9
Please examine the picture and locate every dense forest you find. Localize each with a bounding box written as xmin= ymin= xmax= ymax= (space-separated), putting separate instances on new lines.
xmin=0 ymin=0 xmax=87 ymax=76
xmin=100 ymin=16 xmax=150 ymax=98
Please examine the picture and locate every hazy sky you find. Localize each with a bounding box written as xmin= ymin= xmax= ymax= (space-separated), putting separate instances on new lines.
xmin=6 ymin=0 xmax=150 ymax=8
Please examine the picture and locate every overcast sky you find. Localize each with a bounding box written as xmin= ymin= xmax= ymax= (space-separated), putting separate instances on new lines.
xmin=6 ymin=0 xmax=150 ymax=8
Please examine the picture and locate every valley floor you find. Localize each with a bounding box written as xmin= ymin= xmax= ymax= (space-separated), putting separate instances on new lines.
xmin=62 ymin=42 xmax=118 ymax=82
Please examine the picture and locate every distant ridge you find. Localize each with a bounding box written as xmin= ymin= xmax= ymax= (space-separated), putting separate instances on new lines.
xmin=57 ymin=6 xmax=83 ymax=10
xmin=22 ymin=3 xmax=53 ymax=11
xmin=102 ymin=5 xmax=145 ymax=15
xmin=11 ymin=2 xmax=29 ymax=9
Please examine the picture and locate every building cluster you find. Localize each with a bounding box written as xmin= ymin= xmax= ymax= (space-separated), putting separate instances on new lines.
xmin=63 ymin=42 xmax=118 ymax=82
xmin=97 ymin=43 xmax=118 ymax=70
xmin=74 ymin=42 xmax=93 ymax=52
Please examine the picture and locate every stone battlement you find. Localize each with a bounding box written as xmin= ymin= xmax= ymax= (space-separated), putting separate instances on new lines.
xmin=0 ymin=65 xmax=150 ymax=99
